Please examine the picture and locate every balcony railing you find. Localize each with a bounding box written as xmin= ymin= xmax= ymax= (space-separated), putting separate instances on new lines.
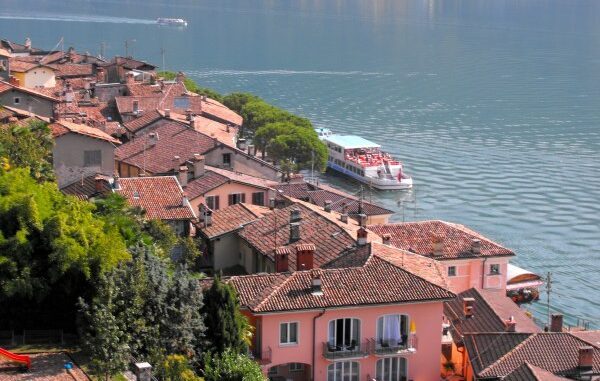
xmin=322 ymin=340 xmax=370 ymax=360
xmin=251 ymin=346 xmax=272 ymax=365
xmin=371 ymin=335 xmax=418 ymax=356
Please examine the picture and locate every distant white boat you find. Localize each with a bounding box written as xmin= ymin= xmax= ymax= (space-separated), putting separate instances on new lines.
xmin=322 ymin=134 xmax=413 ymax=190
xmin=156 ymin=18 xmax=188 ymax=27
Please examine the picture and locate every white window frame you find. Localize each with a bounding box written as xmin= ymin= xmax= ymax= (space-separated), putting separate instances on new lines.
xmin=327 ymin=318 xmax=361 ymax=351
xmin=376 ymin=357 xmax=408 ymax=381
xmin=279 ymin=321 xmax=298 ymax=346
xmin=447 ymin=266 xmax=457 ymax=277
xmin=490 ymin=263 xmax=501 ymax=275
xmin=327 ymin=361 xmax=359 ymax=381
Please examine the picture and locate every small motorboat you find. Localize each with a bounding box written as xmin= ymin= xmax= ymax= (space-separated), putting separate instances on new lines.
xmin=156 ymin=18 xmax=188 ymax=27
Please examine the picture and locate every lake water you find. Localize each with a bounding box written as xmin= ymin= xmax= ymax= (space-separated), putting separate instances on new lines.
xmin=1 ymin=0 xmax=599 ymax=327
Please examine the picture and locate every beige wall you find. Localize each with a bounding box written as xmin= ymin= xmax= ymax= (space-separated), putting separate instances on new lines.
xmin=212 ymin=233 xmax=242 ymax=270
xmin=205 ymin=146 xmax=280 ymax=181
xmin=0 ymin=90 xmax=55 ymax=117
xmin=54 ymin=133 xmax=116 ymax=187
xmin=23 ymin=68 xmax=56 ymax=88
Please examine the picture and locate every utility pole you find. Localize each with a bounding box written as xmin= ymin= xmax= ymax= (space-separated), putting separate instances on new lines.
xmin=358 ymin=185 xmax=364 ymax=214
xmin=546 ymin=272 xmax=552 ymax=329
xmin=124 ymin=39 xmax=135 ymax=58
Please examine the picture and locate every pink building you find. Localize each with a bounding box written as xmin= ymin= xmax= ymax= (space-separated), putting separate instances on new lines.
xmin=369 ymin=221 xmax=515 ymax=293
xmin=213 ymin=241 xmax=456 ymax=381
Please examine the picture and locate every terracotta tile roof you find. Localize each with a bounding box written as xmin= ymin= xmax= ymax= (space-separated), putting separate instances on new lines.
xmin=199 ymin=203 xmax=271 ymax=239
xmin=570 ymin=331 xmax=600 ymax=347
xmin=275 ymin=182 xmax=393 ymax=217
xmin=0 ymin=80 xmax=60 ymax=102
xmin=464 ymin=332 xmax=600 ymax=379
xmin=60 ymin=174 xmax=112 ymax=200
xmin=115 ymin=121 xmax=217 ymax=174
xmin=115 ymin=176 xmax=195 ymax=220
xmin=0 ymin=47 xmax=10 ymax=57
xmin=184 ymin=170 xmax=229 ymax=199
xmin=368 ymin=220 xmax=515 ymax=260
xmin=504 ymin=363 xmax=570 ymax=381
xmin=49 ymin=120 xmax=121 ymax=144
xmin=206 ymin=166 xmax=277 ymax=188
xmin=122 ymin=109 xmax=164 ymax=133
xmin=212 ymin=248 xmax=454 ymax=313
xmin=111 ymin=56 xmax=157 ymax=70
xmin=238 ymin=202 xmax=358 ymax=270
xmin=7 ymin=59 xmax=58 ymax=73
xmin=444 ymin=288 xmax=540 ymax=342
xmin=51 ymin=63 xmax=94 ymax=78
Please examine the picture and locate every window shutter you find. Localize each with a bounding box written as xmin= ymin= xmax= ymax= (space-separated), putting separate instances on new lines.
xmin=215 ymin=196 xmax=220 ymax=210
xmin=228 ymin=194 xmax=234 ymax=206
xmin=241 ymin=193 xmax=246 ymax=203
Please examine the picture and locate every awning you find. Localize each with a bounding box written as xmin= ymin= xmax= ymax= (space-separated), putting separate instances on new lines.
xmin=506 ymin=280 xmax=544 ymax=291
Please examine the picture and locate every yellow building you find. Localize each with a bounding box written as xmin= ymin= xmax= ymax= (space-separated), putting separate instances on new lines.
xmin=9 ymin=61 xmax=56 ymax=88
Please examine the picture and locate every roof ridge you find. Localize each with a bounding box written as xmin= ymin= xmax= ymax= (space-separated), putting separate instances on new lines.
xmin=479 ymin=333 xmax=537 ymax=376
xmin=472 ymin=288 xmax=512 ymax=330
xmin=253 ymin=273 xmax=295 ymax=312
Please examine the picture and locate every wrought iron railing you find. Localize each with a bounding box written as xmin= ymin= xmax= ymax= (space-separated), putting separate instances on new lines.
xmin=322 ymin=340 xmax=370 ymax=360
xmin=371 ymin=334 xmax=418 ymax=355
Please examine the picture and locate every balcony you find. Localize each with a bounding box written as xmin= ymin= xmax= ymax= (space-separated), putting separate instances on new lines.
xmin=371 ymin=335 xmax=418 ymax=356
xmin=322 ymin=340 xmax=370 ymax=360
xmin=251 ymin=346 xmax=272 ymax=365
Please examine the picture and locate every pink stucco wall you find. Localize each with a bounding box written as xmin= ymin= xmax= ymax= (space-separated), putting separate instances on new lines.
xmin=188 ymin=182 xmax=273 ymax=213
xmin=441 ymin=258 xmax=509 ymax=293
xmin=255 ymin=301 xmax=445 ymax=381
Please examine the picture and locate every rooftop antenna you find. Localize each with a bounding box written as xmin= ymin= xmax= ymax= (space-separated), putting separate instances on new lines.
xmin=124 ymin=39 xmax=136 ymax=58
xmin=60 ymin=37 xmax=64 ymax=53
xmin=546 ymin=272 xmax=553 ymax=329
xmin=160 ymin=47 xmax=166 ymax=71
xmin=100 ymin=42 xmax=106 ymax=59
xmin=358 ymin=185 xmax=364 ymax=214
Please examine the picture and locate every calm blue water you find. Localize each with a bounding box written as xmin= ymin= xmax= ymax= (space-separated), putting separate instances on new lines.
xmin=1 ymin=0 xmax=599 ymax=328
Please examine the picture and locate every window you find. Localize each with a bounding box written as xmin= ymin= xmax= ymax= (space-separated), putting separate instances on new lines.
xmin=447 ymin=266 xmax=457 ymax=277
xmin=327 ymin=361 xmax=359 ymax=381
xmin=279 ymin=322 xmax=298 ymax=345
xmin=228 ymin=193 xmax=245 ymax=206
xmin=251 ymin=191 xmax=265 ymax=206
xmin=206 ymin=195 xmax=220 ymax=210
xmin=13 ymin=97 xmax=20 ymax=104
xmin=328 ymin=318 xmax=360 ymax=352
xmin=84 ymin=150 xmax=102 ymax=166
xmin=376 ymin=315 xmax=409 ymax=349
xmin=376 ymin=357 xmax=407 ymax=381
xmin=267 ymin=366 xmax=278 ymax=376
xmin=222 ymin=153 xmax=231 ymax=167
xmin=289 ymin=363 xmax=304 ymax=372
xmin=490 ymin=264 xmax=500 ymax=275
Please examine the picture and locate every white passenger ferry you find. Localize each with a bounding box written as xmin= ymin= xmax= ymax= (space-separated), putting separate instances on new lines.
xmin=156 ymin=18 xmax=188 ymax=27
xmin=323 ymin=134 xmax=413 ymax=190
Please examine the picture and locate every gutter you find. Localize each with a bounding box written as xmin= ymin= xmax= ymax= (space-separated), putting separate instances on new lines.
xmin=312 ymin=309 xmax=326 ymax=381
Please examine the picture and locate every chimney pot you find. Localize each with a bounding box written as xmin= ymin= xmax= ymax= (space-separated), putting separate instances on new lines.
xmin=296 ymin=244 xmax=315 ymax=271
xmin=289 ymin=222 xmax=301 ymax=243
xmin=164 ymin=108 xmax=171 ymax=118
xmin=578 ymin=346 xmax=594 ymax=370
xmin=193 ymin=154 xmax=205 ymax=178
xmin=311 ymin=271 xmax=323 ymax=296
xmin=550 ymin=314 xmax=564 ymax=332
xmin=504 ymin=316 xmax=516 ymax=332
xmin=382 ymin=233 xmax=392 ymax=245
xmin=471 ymin=239 xmax=481 ymax=255
xmin=340 ymin=213 xmax=348 ymax=223
xmin=237 ymin=138 xmax=247 ymax=151
xmin=463 ymin=297 xmax=475 ymax=318
xmin=432 ymin=235 xmax=444 ymax=256
xmin=358 ymin=213 xmax=367 ymax=227
xmin=204 ymin=209 xmax=213 ymax=227
xmin=178 ymin=166 xmax=188 ymax=187
xmin=182 ymin=191 xmax=189 ymax=207
xmin=112 ymin=174 xmax=120 ymax=190
xmin=176 ymin=71 xmax=185 ymax=83
xmin=186 ymin=109 xmax=193 ymax=121
xmin=324 ymin=200 xmax=332 ymax=213
xmin=94 ymin=176 xmax=106 ymax=193
xmin=275 ymin=247 xmax=290 ymax=272
xmin=290 ymin=209 xmax=301 ymax=223
xmin=132 ymin=100 xmax=139 ymax=113
xmin=189 ymin=117 xmax=197 ymax=129
xmin=269 ymin=198 xmax=276 ymax=210
xmin=357 ymin=227 xmax=368 ymax=246
xmin=148 ymin=132 xmax=158 ymax=146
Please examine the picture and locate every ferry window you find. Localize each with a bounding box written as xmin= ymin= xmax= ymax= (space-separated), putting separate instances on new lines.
xmin=490 ymin=264 xmax=500 ymax=275
xmin=448 ymin=266 xmax=457 ymax=277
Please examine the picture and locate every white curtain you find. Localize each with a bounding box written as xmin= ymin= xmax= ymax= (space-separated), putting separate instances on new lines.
xmin=384 ymin=315 xmax=401 ymax=344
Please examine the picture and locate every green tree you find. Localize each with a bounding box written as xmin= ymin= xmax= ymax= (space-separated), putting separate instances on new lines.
xmin=201 ymin=276 xmax=246 ymax=354
xmin=202 ymin=349 xmax=266 ymax=381
xmin=0 ymin=119 xmax=54 ymax=182
xmin=163 ymin=354 xmax=203 ymax=381
xmin=222 ymin=93 xmax=260 ymax=114
xmin=78 ymin=273 xmax=131 ymax=381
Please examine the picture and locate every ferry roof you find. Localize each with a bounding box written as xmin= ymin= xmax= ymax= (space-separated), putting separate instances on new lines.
xmin=324 ymin=134 xmax=381 ymax=149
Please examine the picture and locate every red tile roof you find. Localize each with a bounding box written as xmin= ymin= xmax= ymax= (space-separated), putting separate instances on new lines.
xmin=444 ymin=288 xmax=541 ymax=341
xmin=465 ymin=332 xmax=600 ymax=379
xmin=115 ymin=121 xmax=217 ymax=174
xmin=504 ymin=363 xmax=570 ymax=381
xmin=368 ymin=220 xmax=515 ymax=260
xmin=49 ymin=120 xmax=121 ymax=144
xmin=0 ymin=80 xmax=60 ymax=102
xmin=238 ymin=202 xmax=358 ymax=270
xmin=60 ymin=174 xmax=112 ymax=200
xmin=570 ymin=331 xmax=600 ymax=347
xmin=208 ymin=245 xmax=454 ymax=313
xmin=115 ymin=176 xmax=195 ymax=220
xmin=51 ymin=63 xmax=94 ymax=78
xmin=199 ymin=203 xmax=271 ymax=239
xmin=122 ymin=109 xmax=164 ymax=133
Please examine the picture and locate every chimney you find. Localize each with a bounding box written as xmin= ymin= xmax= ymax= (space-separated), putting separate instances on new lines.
xmin=182 ymin=191 xmax=190 ymax=207
xmin=290 ymin=222 xmax=301 ymax=243
xmin=176 ymin=71 xmax=185 ymax=83
xmin=164 ymin=108 xmax=171 ymax=118
xmin=311 ymin=270 xmax=323 ymax=296
xmin=148 ymin=132 xmax=158 ymax=146
xmin=125 ymin=72 xmax=135 ymax=85
xmin=324 ymin=200 xmax=332 ymax=213
xmin=96 ymin=67 xmax=105 ymax=83
xmin=8 ymin=76 xmax=20 ymax=87
xmin=463 ymin=297 xmax=475 ymax=318
xmin=132 ymin=100 xmax=139 ymax=114
xmin=24 ymin=37 xmax=31 ymax=50
xmin=382 ymin=233 xmax=391 ymax=245
xmin=550 ymin=314 xmax=563 ymax=332
xmin=357 ymin=227 xmax=368 ymax=246
xmin=269 ymin=198 xmax=275 ymax=210
xmin=340 ymin=213 xmax=348 ymax=224
xmin=578 ymin=346 xmax=594 ymax=370
xmin=296 ymin=244 xmax=315 ymax=271
xmin=290 ymin=209 xmax=301 ymax=223
xmin=504 ymin=316 xmax=516 ymax=332
xmin=471 ymin=239 xmax=481 ymax=255
xmin=358 ymin=213 xmax=367 ymax=227
xmin=172 ymin=155 xmax=181 ymax=173
xmin=237 ymin=138 xmax=247 ymax=151
xmin=432 ymin=235 xmax=444 ymax=257
xmin=193 ymin=154 xmax=205 ymax=178
xmin=189 ymin=117 xmax=197 ymax=130
xmin=204 ymin=208 xmax=213 ymax=227
xmin=275 ymin=247 xmax=291 ymax=273
xmin=113 ymin=174 xmax=121 ymax=190
xmin=247 ymin=144 xmax=254 ymax=156
xmin=94 ymin=175 xmax=106 ymax=193
xmin=178 ymin=166 xmax=188 ymax=187
xmin=186 ymin=109 xmax=193 ymax=121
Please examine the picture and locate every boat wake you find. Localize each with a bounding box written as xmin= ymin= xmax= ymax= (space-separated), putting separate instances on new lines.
xmin=0 ymin=12 xmax=155 ymax=25
xmin=185 ymin=68 xmax=391 ymax=78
